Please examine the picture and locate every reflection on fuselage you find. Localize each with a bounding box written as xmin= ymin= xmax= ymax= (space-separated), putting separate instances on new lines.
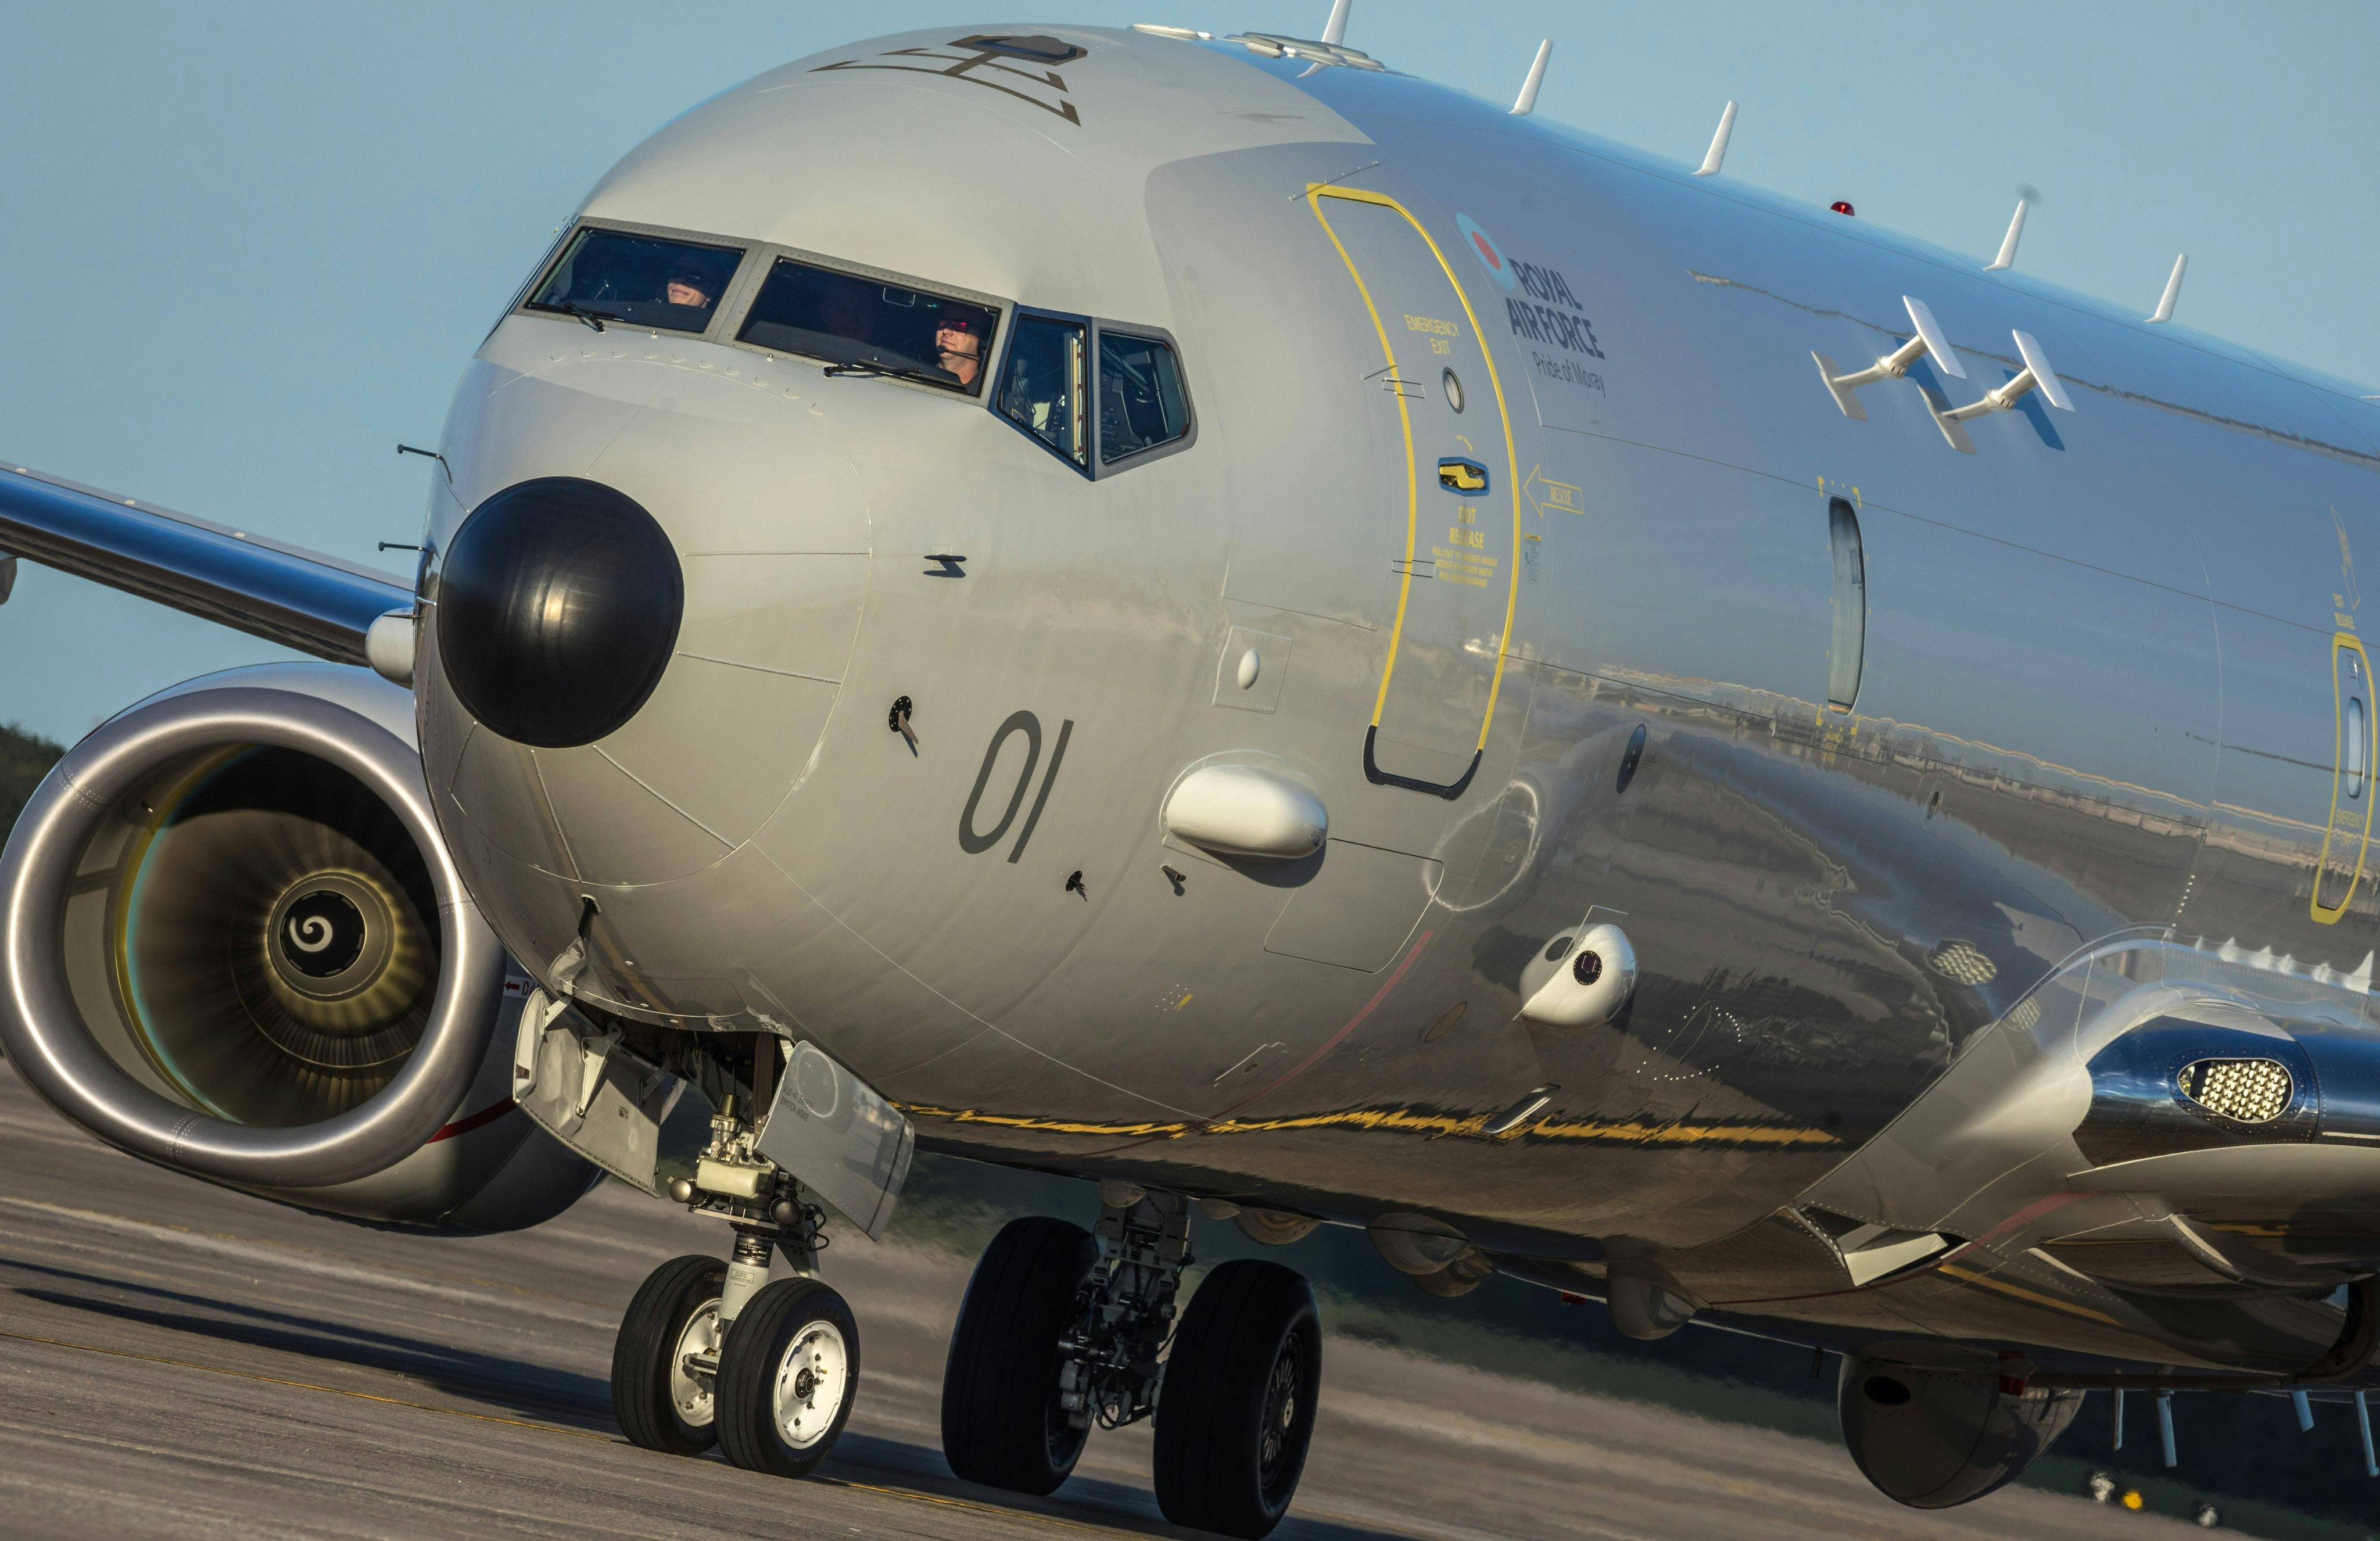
xmin=418 ymin=23 xmax=2380 ymax=1385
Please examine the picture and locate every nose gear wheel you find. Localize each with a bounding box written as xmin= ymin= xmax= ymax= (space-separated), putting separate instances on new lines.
xmin=715 ymin=1277 xmax=862 ymax=1478
xmin=671 ymin=1303 xmax=723 ymax=1426
xmin=611 ymin=1255 xmax=727 ymax=1454
xmin=770 ymin=1317 xmax=851 ymax=1449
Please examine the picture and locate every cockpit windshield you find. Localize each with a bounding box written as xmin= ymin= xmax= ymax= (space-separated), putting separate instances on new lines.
xmin=736 ymin=258 xmax=998 ymax=394
xmin=526 ymin=228 xmax=742 ymax=334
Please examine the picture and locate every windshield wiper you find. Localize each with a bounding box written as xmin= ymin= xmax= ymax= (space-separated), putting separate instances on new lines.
xmin=553 ymin=300 xmax=616 ymax=334
xmin=825 ymin=358 xmax=943 ymax=386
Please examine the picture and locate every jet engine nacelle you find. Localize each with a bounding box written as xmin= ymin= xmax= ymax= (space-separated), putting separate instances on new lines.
xmin=0 ymin=663 xmax=594 ymax=1231
xmin=1837 ymin=1342 xmax=2085 ymax=1508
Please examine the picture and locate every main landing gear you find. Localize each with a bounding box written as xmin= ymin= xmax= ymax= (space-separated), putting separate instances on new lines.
xmin=941 ymin=1184 xmax=1322 ymax=1539
xmin=612 ymin=1098 xmax=860 ymax=1479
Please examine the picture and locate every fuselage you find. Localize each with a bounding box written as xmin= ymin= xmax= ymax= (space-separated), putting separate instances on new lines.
xmin=415 ymin=25 xmax=2380 ymax=1369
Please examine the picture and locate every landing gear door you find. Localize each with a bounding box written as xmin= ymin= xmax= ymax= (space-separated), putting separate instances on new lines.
xmin=1309 ymin=187 xmax=1522 ymax=800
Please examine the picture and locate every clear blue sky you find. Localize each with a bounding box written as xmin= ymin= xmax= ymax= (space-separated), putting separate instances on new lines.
xmin=3 ymin=1 xmax=2374 ymax=745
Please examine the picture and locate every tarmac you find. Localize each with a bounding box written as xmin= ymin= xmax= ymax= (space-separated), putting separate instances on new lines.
xmin=0 ymin=1069 xmax=2216 ymax=1541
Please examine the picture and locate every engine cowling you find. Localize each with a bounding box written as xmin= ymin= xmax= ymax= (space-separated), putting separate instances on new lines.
xmin=1838 ymin=1341 xmax=2085 ymax=1508
xmin=0 ymin=662 xmax=594 ymax=1231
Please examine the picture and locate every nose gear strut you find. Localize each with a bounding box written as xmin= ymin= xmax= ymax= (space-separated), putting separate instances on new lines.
xmin=613 ymin=1088 xmax=853 ymax=1479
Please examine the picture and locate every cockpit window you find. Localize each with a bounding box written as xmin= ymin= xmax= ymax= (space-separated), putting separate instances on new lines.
xmin=1097 ymin=331 xmax=1189 ymax=464
xmin=526 ymin=227 xmax=742 ymax=334
xmin=736 ymin=258 xmax=998 ymax=393
xmin=997 ymin=316 xmax=1088 ymax=467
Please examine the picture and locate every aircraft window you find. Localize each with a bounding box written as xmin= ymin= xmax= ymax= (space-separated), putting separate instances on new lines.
xmin=1826 ymin=497 xmax=1866 ymax=712
xmin=2349 ymin=693 xmax=2368 ymax=800
xmin=997 ymin=315 xmax=1088 ymax=467
xmin=526 ymin=227 xmax=741 ymax=334
xmin=1097 ymin=331 xmax=1189 ymax=464
xmin=736 ymin=258 xmax=997 ymax=393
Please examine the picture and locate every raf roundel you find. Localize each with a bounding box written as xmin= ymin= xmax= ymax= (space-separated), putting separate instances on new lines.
xmin=1456 ymin=213 xmax=1515 ymax=291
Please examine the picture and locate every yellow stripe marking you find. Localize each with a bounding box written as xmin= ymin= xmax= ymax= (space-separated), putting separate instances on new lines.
xmin=900 ymin=1102 xmax=1841 ymax=1148
xmin=1308 ymin=184 xmax=1526 ymax=756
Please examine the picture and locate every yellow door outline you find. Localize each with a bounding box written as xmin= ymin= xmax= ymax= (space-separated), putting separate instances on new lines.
xmin=2314 ymin=630 xmax=2375 ymax=923
xmin=1307 ymin=184 xmax=1524 ymax=799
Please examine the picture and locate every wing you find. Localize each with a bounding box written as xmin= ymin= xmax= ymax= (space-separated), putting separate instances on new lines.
xmin=0 ymin=462 xmax=413 ymax=665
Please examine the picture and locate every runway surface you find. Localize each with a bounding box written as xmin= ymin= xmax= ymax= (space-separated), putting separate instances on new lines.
xmin=0 ymin=1072 xmax=2210 ymax=1541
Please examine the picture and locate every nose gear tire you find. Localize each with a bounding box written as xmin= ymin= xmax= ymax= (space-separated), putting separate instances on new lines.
xmin=611 ymin=1255 xmax=727 ymax=1455
xmin=940 ymin=1216 xmax=1098 ymax=1495
xmin=1152 ymin=1259 xmax=1322 ymax=1539
xmin=715 ymin=1277 xmax=861 ymax=1479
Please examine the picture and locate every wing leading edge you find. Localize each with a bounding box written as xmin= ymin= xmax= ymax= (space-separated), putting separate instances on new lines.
xmin=0 ymin=463 xmax=413 ymax=666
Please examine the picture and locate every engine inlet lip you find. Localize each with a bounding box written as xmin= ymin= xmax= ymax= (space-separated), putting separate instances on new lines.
xmin=0 ymin=683 xmax=506 ymax=1187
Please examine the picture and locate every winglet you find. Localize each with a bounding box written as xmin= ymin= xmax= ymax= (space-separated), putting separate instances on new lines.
xmin=1321 ymin=0 xmax=1351 ymax=45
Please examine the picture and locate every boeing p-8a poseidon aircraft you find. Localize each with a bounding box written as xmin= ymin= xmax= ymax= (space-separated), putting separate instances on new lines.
xmin=6 ymin=13 xmax=2380 ymax=1534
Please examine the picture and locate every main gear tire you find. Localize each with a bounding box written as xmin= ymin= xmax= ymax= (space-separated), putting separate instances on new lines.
xmin=1151 ymin=1259 xmax=1322 ymax=1539
xmin=940 ymin=1216 xmax=1098 ymax=1495
xmin=611 ymin=1254 xmax=727 ymax=1455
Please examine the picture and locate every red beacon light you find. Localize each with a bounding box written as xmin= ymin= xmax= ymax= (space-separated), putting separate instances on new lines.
xmin=1830 ymin=200 xmax=1856 ymax=217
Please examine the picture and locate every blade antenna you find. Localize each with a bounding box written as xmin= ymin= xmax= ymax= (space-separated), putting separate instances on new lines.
xmin=1694 ymin=101 xmax=1737 ymax=176
xmin=1511 ymin=40 xmax=1551 ymax=116
xmin=1321 ymin=0 xmax=1351 ymax=45
xmin=1985 ymin=198 xmax=2028 ymax=271
xmin=2147 ymin=253 xmax=2188 ymax=324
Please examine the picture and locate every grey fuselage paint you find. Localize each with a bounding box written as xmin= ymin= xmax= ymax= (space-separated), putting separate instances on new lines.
xmin=414 ymin=26 xmax=2380 ymax=1377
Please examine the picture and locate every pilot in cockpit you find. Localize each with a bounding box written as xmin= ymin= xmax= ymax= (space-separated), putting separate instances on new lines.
xmin=662 ymin=268 xmax=716 ymax=311
xmin=934 ymin=313 xmax=983 ymax=389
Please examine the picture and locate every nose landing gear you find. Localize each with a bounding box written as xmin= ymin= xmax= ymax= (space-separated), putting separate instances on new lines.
xmin=940 ymin=1185 xmax=1323 ymax=1539
xmin=611 ymin=1098 xmax=859 ymax=1480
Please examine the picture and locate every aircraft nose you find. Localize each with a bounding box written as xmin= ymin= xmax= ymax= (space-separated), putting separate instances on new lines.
xmin=435 ymin=478 xmax=684 ymax=748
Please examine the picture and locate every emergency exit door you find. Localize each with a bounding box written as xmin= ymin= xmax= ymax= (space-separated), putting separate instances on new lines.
xmin=1310 ymin=187 xmax=1522 ymax=799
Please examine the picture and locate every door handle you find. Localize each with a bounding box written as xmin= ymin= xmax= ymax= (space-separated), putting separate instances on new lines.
xmin=1438 ymin=457 xmax=1489 ymax=494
